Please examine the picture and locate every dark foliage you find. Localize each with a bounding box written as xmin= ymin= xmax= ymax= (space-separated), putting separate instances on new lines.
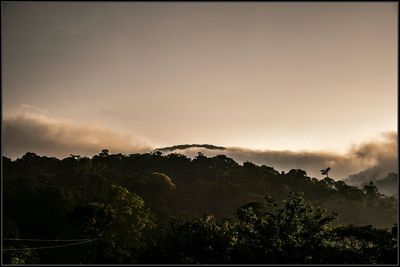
xmin=2 ymin=152 xmax=398 ymax=264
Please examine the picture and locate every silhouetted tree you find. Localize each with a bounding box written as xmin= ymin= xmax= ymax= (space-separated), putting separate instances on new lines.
xmin=99 ymin=149 xmax=109 ymax=157
xmin=321 ymin=167 xmax=331 ymax=178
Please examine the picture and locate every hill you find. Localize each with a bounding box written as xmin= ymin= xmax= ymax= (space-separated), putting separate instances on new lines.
xmin=375 ymin=172 xmax=398 ymax=196
xmin=155 ymin=144 xmax=226 ymax=152
xmin=2 ymin=151 xmax=397 ymax=264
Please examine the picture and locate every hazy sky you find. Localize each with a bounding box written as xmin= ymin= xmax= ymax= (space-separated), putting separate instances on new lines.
xmin=3 ymin=2 xmax=397 ymax=157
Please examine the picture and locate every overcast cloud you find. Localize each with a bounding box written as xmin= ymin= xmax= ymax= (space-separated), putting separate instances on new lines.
xmin=3 ymin=107 xmax=151 ymax=159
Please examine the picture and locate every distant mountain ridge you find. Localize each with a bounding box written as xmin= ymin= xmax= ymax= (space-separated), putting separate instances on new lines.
xmin=154 ymin=144 xmax=397 ymax=197
xmin=155 ymin=144 xmax=226 ymax=152
xmin=374 ymin=172 xmax=398 ymax=196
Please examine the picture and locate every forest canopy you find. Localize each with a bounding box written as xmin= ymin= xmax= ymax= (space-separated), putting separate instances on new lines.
xmin=2 ymin=151 xmax=398 ymax=264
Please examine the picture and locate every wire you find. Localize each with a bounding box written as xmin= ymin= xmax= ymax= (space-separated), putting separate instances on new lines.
xmin=3 ymin=238 xmax=92 ymax=242
xmin=3 ymin=239 xmax=97 ymax=251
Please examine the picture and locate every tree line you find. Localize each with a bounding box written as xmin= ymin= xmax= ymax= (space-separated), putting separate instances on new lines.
xmin=2 ymin=151 xmax=398 ymax=264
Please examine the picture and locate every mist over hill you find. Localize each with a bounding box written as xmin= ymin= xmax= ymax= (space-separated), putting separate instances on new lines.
xmin=153 ymin=136 xmax=397 ymax=195
xmin=4 ymin=108 xmax=396 ymax=186
xmin=373 ymin=172 xmax=398 ymax=196
xmin=155 ymin=144 xmax=226 ymax=152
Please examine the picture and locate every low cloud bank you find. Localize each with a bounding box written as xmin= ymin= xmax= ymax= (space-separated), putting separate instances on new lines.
xmin=163 ymin=132 xmax=397 ymax=182
xmin=344 ymin=132 xmax=397 ymax=186
xmin=3 ymin=107 xmax=151 ymax=159
xmin=3 ymin=106 xmax=397 ymax=186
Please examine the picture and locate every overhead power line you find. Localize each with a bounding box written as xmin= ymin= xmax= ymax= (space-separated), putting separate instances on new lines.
xmin=3 ymin=238 xmax=92 ymax=242
xmin=3 ymin=239 xmax=97 ymax=251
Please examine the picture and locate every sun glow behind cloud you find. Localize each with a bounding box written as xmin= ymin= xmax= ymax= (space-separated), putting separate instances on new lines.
xmin=3 ymin=105 xmax=397 ymax=183
xmin=2 ymin=3 xmax=397 ymax=172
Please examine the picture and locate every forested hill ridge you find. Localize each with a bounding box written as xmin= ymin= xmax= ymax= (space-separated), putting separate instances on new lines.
xmin=155 ymin=144 xmax=226 ymax=152
xmin=154 ymin=143 xmax=397 ymax=196
xmin=3 ymin=151 xmax=398 ymax=264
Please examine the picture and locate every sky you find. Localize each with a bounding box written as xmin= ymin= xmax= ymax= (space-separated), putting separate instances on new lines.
xmin=2 ymin=2 xmax=398 ymax=179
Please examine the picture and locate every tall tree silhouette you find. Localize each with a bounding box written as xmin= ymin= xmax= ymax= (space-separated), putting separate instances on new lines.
xmin=320 ymin=167 xmax=331 ymax=178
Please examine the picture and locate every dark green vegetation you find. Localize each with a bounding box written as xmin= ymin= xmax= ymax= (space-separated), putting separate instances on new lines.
xmin=2 ymin=151 xmax=398 ymax=264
